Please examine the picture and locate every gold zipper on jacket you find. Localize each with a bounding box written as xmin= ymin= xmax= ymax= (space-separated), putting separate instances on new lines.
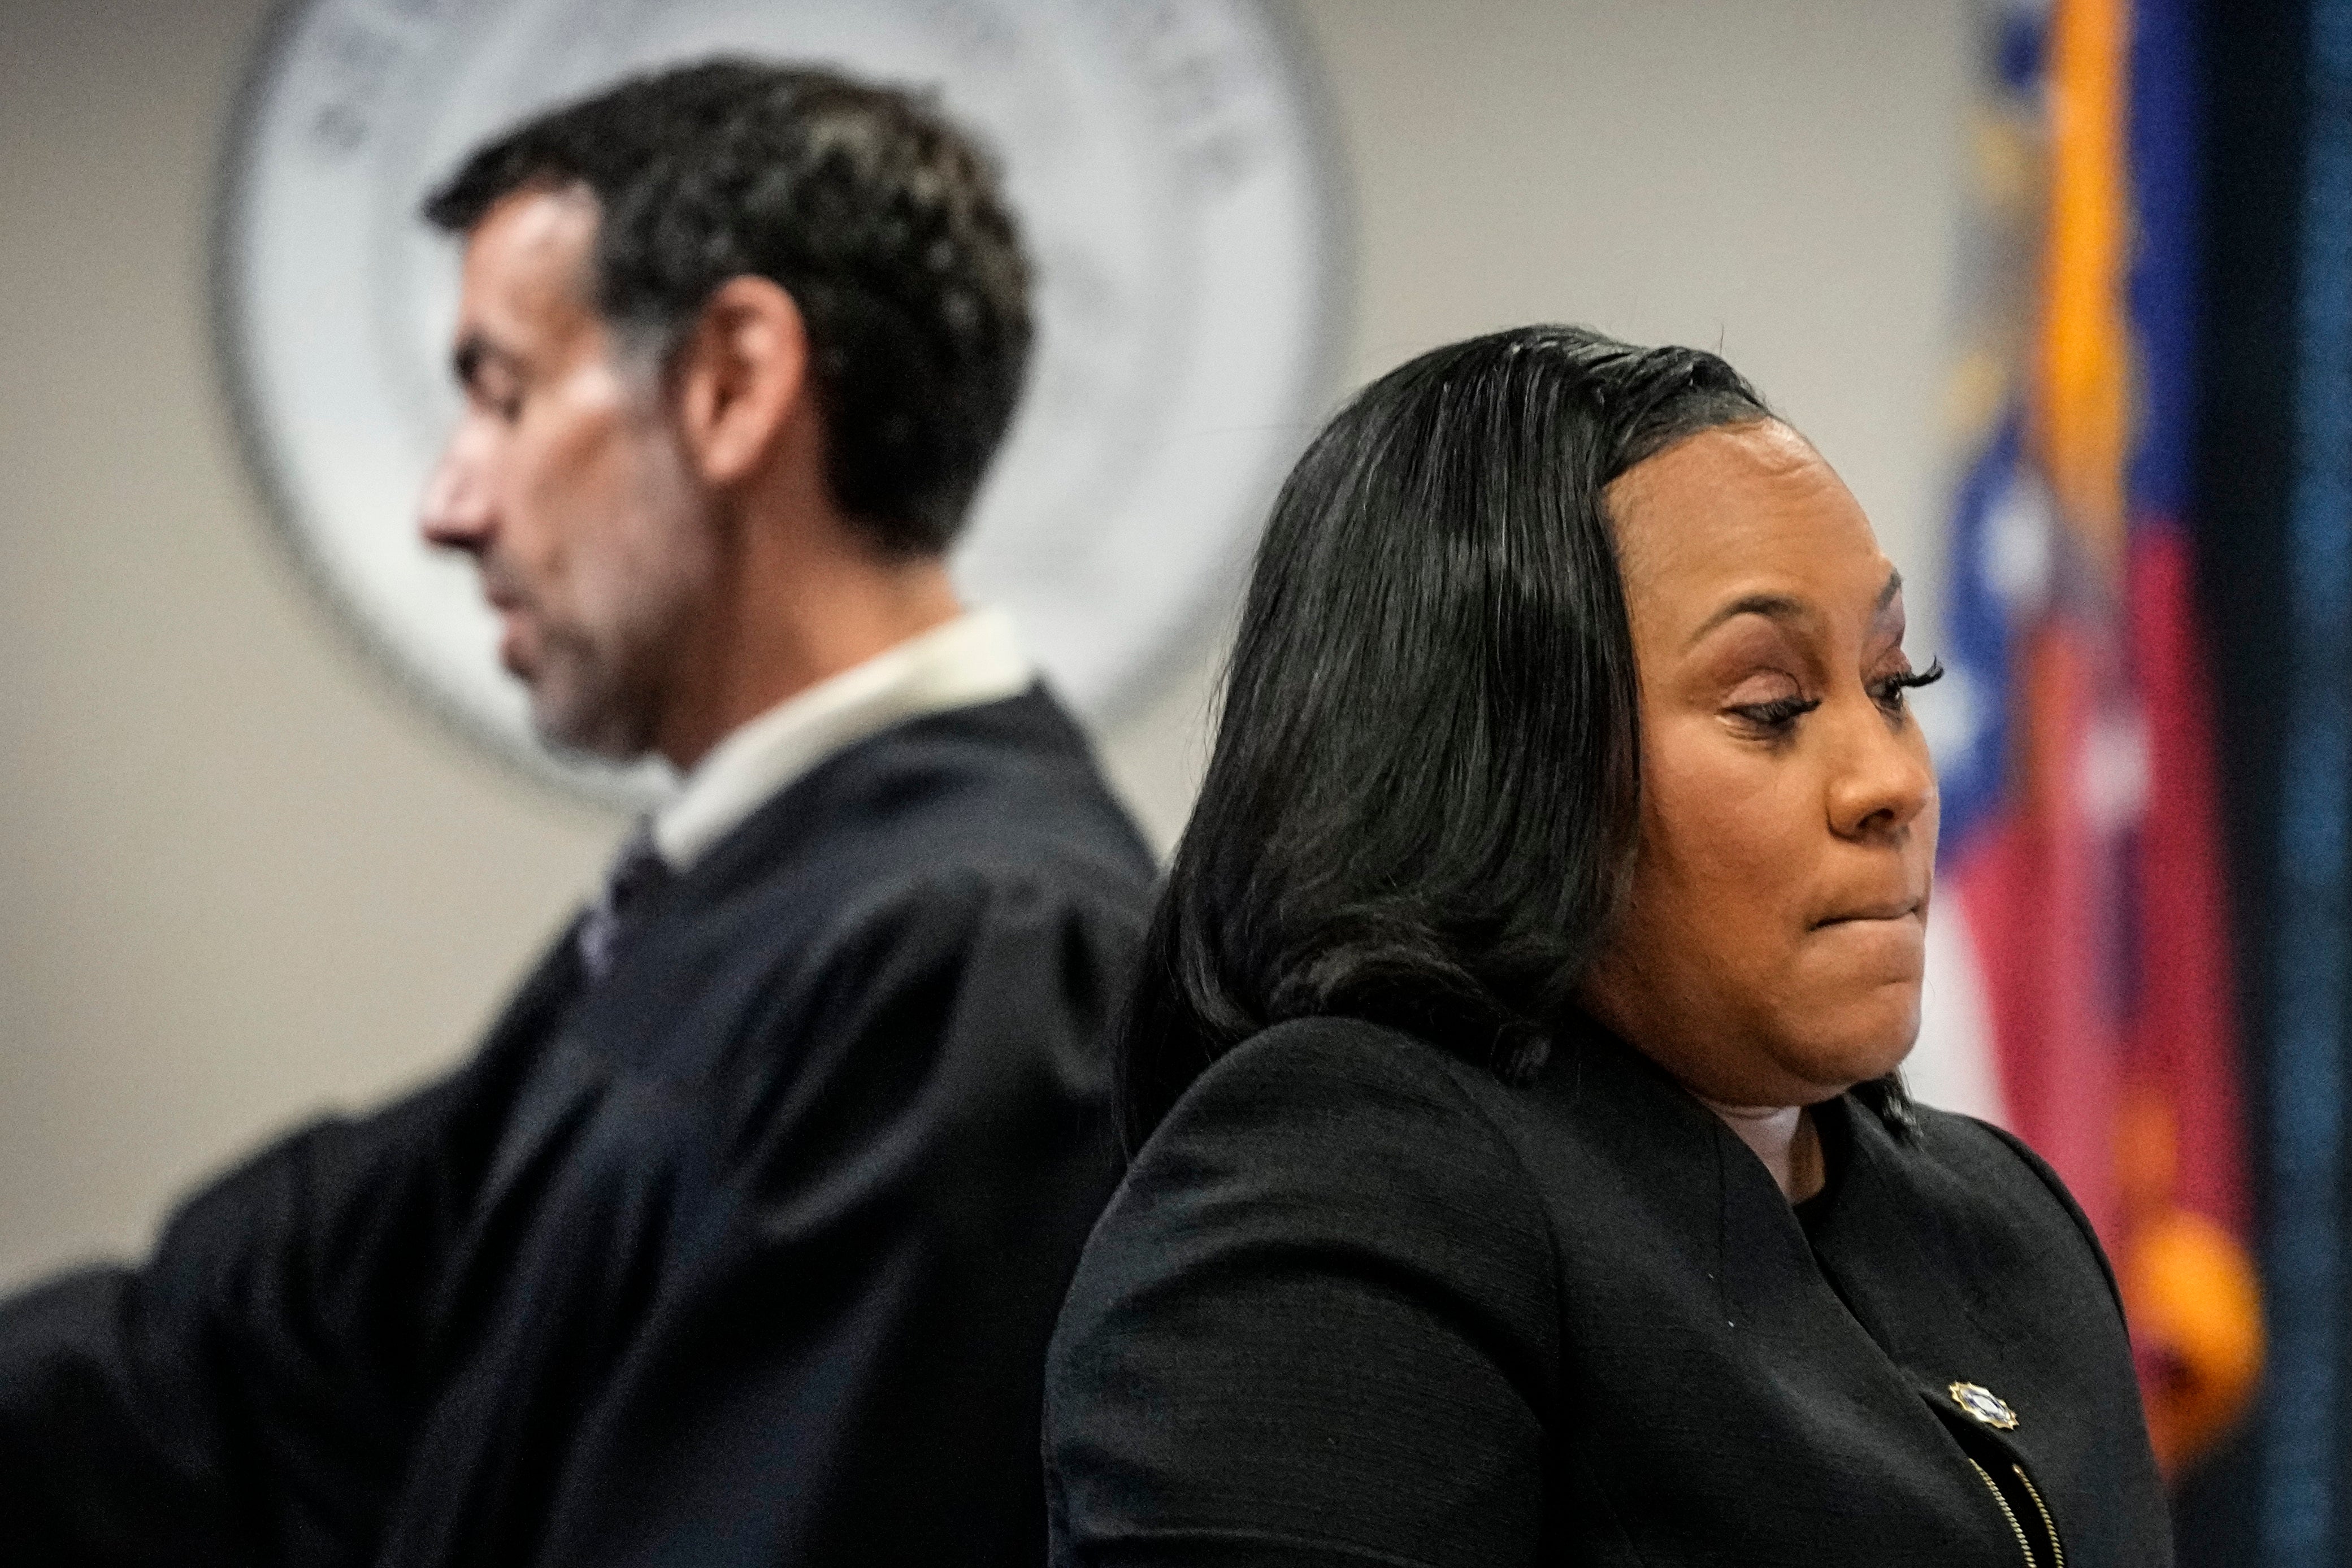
xmin=1963 ymin=1454 xmax=2040 ymax=1568
xmin=2013 ymin=1463 xmax=2065 ymax=1568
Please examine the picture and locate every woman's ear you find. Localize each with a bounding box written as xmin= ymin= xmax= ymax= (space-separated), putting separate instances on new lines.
xmin=668 ymin=275 xmax=812 ymax=488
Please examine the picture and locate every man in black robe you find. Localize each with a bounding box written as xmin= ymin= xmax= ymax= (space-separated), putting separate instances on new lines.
xmin=0 ymin=60 xmax=1155 ymax=1566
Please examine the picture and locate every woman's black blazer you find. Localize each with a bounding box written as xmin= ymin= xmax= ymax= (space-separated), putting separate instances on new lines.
xmin=1044 ymin=1014 xmax=2171 ymax=1567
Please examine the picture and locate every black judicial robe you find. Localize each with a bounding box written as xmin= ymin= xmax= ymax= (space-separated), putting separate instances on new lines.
xmin=1045 ymin=1014 xmax=2173 ymax=1568
xmin=1 ymin=687 xmax=1156 ymax=1568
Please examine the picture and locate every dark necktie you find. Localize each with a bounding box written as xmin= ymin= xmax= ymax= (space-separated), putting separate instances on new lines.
xmin=478 ymin=821 xmax=672 ymax=1197
xmin=576 ymin=819 xmax=675 ymax=983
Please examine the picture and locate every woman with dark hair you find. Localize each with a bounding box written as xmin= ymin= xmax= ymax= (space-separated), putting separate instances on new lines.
xmin=1044 ymin=325 xmax=2169 ymax=1567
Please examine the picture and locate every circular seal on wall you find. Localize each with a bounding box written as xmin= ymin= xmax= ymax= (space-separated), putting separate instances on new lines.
xmin=215 ymin=0 xmax=1349 ymax=802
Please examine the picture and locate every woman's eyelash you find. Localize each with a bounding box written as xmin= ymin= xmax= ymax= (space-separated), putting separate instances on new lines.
xmin=1733 ymin=658 xmax=1944 ymax=734
xmin=1733 ymin=694 xmax=1822 ymax=730
xmin=1882 ymin=657 xmax=1945 ymax=693
xmin=1873 ymin=657 xmax=1945 ymax=707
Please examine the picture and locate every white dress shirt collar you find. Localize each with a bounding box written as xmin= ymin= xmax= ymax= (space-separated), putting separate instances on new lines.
xmin=651 ymin=606 xmax=1035 ymax=871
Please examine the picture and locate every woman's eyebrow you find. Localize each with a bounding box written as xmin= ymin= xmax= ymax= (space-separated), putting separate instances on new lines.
xmin=1868 ymin=568 xmax=1907 ymax=633
xmin=1683 ymin=592 xmax=1811 ymax=649
xmin=1682 ymin=570 xmax=1902 ymax=650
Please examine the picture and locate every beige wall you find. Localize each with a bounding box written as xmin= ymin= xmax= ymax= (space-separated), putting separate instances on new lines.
xmin=0 ymin=0 xmax=1969 ymax=1289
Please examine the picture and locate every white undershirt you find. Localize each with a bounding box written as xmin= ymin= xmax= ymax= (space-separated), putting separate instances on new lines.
xmin=650 ymin=606 xmax=1035 ymax=871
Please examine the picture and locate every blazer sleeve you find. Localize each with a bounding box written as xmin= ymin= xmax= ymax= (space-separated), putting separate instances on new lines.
xmin=531 ymin=863 xmax=1141 ymax=1567
xmin=0 ymin=1072 xmax=495 ymax=1566
xmin=1044 ymin=1019 xmax=1561 ymax=1568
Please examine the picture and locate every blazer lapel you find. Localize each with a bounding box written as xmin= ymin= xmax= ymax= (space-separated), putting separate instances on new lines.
xmin=1810 ymin=1104 xmax=2076 ymax=1487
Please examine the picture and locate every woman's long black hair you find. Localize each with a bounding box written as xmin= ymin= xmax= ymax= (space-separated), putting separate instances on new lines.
xmin=1119 ymin=323 xmax=1917 ymax=1149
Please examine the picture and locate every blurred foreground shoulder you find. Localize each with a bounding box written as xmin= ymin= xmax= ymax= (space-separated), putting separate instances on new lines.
xmin=1046 ymin=1017 xmax=1560 ymax=1568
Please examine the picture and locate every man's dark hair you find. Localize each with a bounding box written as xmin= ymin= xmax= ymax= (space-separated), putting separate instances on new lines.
xmin=1118 ymin=323 xmax=1920 ymax=1149
xmin=423 ymin=58 xmax=1031 ymax=555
